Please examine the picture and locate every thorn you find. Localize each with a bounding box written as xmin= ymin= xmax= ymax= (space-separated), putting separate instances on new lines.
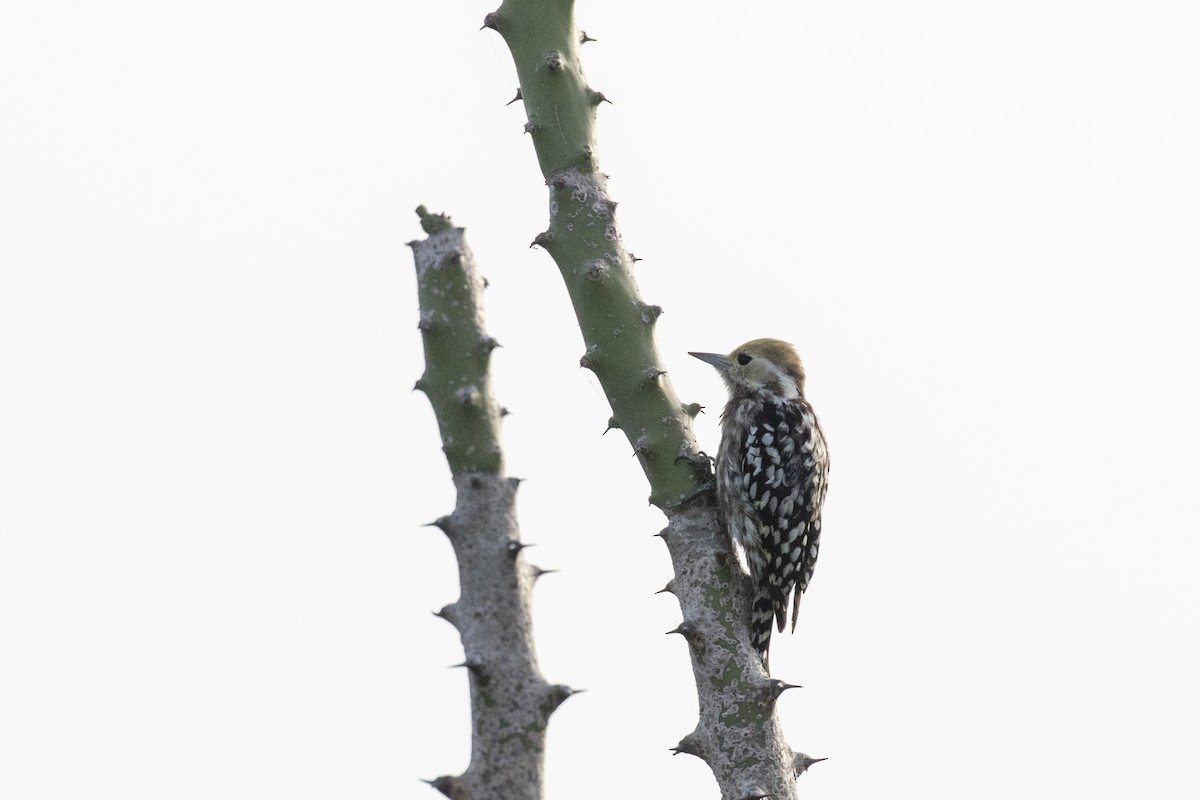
xmin=531 ymin=566 xmax=558 ymax=581
xmin=416 ymin=310 xmax=435 ymax=332
xmin=666 ymin=621 xmax=697 ymax=640
xmin=422 ymin=775 xmax=458 ymax=798
xmin=506 ymin=539 xmax=533 ymax=556
xmin=499 ymin=406 xmax=511 ymax=417
xmin=655 ymin=580 xmax=676 ymax=596
xmin=654 ymin=526 xmax=669 ymax=541
xmin=545 ymin=684 xmax=584 ymax=711
xmin=630 ymin=253 xmax=643 ymax=263
xmin=764 ymin=679 xmax=803 ymax=705
xmin=631 ymin=433 xmax=652 ymax=458
xmin=413 ymin=378 xmax=428 ymax=394
xmin=602 ymin=416 xmax=620 ymax=435
xmin=480 ymin=11 xmax=499 ymax=30
xmin=544 ymin=51 xmax=563 ymax=71
xmin=683 ymin=402 xmax=705 ymax=417
xmin=588 ymin=88 xmax=611 ymax=105
xmin=670 ymin=732 xmax=702 ymax=758
xmin=508 ymin=476 xmax=524 ymax=490
xmin=580 ymin=31 xmax=596 ymax=44
xmin=530 ymin=230 xmax=553 ymax=249
xmin=480 ymin=335 xmax=500 ymax=352
xmin=579 ymin=349 xmax=596 ymax=371
xmin=794 ymin=753 xmax=828 ymax=776
xmin=422 ymin=516 xmax=452 ymax=533
xmin=482 ymin=276 xmax=490 ymax=288
xmin=505 ymin=88 xmax=522 ymax=106
xmin=432 ymin=604 xmax=460 ymax=627
xmin=639 ymin=303 xmax=663 ymax=324
xmin=450 ymin=654 xmax=484 ymax=671
xmin=523 ymin=120 xmax=538 ymax=135
xmin=645 ymin=367 xmax=667 ymax=380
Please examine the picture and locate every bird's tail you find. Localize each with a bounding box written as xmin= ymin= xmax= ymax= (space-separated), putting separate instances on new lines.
xmin=753 ymin=577 xmax=805 ymax=673
xmin=750 ymin=582 xmax=776 ymax=673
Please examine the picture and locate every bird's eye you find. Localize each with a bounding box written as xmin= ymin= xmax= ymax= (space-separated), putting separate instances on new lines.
xmin=737 ymin=353 xmax=753 ymax=366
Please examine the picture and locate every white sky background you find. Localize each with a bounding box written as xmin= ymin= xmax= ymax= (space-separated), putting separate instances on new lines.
xmin=2 ymin=1 xmax=1198 ymax=797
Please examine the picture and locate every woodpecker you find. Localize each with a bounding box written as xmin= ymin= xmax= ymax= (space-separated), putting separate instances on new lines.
xmin=690 ymin=339 xmax=829 ymax=671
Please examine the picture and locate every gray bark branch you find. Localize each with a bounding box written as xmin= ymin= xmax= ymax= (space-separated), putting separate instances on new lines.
xmin=411 ymin=208 xmax=573 ymax=800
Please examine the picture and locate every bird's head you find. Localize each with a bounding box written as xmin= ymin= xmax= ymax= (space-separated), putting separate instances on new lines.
xmin=689 ymin=338 xmax=807 ymax=400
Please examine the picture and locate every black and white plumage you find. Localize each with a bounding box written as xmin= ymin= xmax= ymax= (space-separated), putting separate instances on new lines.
xmin=690 ymin=338 xmax=829 ymax=671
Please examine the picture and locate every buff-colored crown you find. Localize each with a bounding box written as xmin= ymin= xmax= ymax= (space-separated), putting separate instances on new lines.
xmin=690 ymin=338 xmax=807 ymax=399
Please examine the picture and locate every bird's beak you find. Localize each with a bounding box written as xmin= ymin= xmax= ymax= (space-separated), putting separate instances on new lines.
xmin=689 ymin=351 xmax=731 ymax=371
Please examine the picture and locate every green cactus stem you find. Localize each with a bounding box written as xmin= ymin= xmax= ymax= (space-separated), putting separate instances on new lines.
xmin=409 ymin=205 xmax=504 ymax=476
